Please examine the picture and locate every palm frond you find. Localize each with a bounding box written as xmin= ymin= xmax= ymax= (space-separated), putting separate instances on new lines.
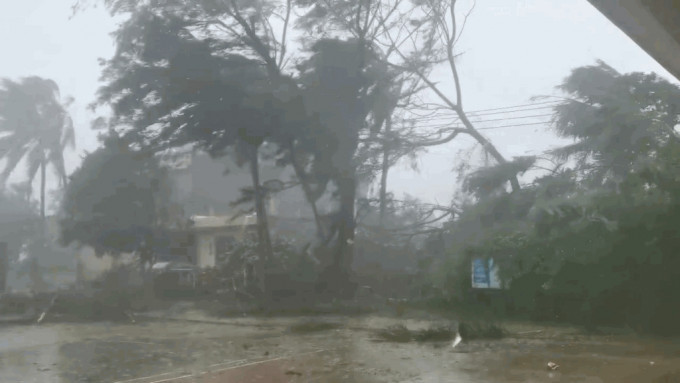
xmin=0 ymin=145 xmax=28 ymax=185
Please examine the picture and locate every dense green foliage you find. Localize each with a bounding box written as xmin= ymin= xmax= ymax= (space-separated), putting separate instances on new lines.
xmin=59 ymin=133 xmax=172 ymax=257
xmin=432 ymin=62 xmax=680 ymax=335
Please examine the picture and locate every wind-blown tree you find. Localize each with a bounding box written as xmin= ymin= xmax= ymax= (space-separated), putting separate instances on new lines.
xmin=94 ymin=8 xmax=309 ymax=290
xmin=87 ymin=0 xmax=434 ymax=295
xmin=296 ymin=0 xmax=520 ymax=196
xmin=0 ymin=76 xmax=76 ymax=221
xmin=292 ymin=0 xmax=524 ymax=257
xmin=432 ymin=63 xmax=680 ymax=334
xmin=60 ymin=132 xmax=171 ymax=266
xmin=550 ymin=61 xmax=680 ymax=190
xmin=296 ymin=38 xmax=396 ymax=294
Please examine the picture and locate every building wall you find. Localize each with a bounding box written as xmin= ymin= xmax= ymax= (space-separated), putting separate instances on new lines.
xmin=196 ymin=234 xmax=216 ymax=268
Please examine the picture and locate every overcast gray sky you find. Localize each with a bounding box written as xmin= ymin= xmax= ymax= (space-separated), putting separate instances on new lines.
xmin=0 ymin=0 xmax=676 ymax=210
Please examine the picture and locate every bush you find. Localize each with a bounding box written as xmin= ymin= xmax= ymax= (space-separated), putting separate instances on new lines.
xmin=413 ymin=326 xmax=455 ymax=342
xmin=458 ymin=321 xmax=505 ymax=339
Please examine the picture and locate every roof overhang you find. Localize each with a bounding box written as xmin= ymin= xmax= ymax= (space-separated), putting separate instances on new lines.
xmin=588 ymin=0 xmax=680 ymax=81
xmin=189 ymin=214 xmax=258 ymax=231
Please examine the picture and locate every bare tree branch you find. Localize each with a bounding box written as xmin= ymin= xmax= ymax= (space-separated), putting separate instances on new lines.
xmin=277 ymin=0 xmax=292 ymax=69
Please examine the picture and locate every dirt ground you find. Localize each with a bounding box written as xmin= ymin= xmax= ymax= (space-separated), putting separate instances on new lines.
xmin=2 ymin=309 xmax=680 ymax=382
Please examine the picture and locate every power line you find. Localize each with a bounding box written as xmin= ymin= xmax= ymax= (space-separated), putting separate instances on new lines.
xmin=470 ymin=113 xmax=554 ymax=124
xmin=409 ymin=100 xmax=560 ymax=115
xmin=465 ymin=100 xmax=561 ymax=114
xmin=403 ymin=103 xmax=560 ymax=123
xmin=424 ymin=115 xmax=552 ymax=130
xmin=477 ymin=121 xmax=550 ymax=130
xmin=422 ymin=120 xmax=551 ymax=132
xmin=466 ymin=104 xmax=559 ymax=117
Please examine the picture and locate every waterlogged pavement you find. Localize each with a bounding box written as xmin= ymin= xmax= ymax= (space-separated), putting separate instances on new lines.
xmin=2 ymin=313 xmax=680 ymax=382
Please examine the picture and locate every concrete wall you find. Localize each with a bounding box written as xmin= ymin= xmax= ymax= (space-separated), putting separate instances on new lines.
xmin=75 ymin=246 xmax=136 ymax=282
xmin=195 ymin=234 xmax=216 ymax=268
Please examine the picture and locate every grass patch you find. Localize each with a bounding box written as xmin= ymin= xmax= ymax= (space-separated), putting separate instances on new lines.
xmin=289 ymin=320 xmax=341 ymax=334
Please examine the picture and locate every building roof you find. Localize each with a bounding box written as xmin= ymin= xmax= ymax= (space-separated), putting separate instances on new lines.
xmin=189 ymin=214 xmax=257 ymax=230
xmin=589 ymin=0 xmax=680 ymax=81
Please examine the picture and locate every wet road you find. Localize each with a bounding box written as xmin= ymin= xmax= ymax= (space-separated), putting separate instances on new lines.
xmin=2 ymin=315 xmax=680 ymax=382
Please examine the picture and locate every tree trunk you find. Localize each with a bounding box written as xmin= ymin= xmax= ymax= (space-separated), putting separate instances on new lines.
xmin=323 ymin=170 xmax=356 ymax=298
xmin=40 ymin=159 xmax=46 ymax=222
xmin=379 ymin=116 xmax=392 ymax=227
xmin=40 ymin=158 xmax=47 ymax=246
xmin=248 ymin=144 xmax=273 ymax=294
xmin=455 ymin=107 xmax=521 ymax=192
xmin=288 ymin=140 xmax=326 ymax=239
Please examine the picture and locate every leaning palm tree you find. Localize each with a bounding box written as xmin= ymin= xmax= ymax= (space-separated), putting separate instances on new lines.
xmin=0 ymin=76 xmax=76 ymax=221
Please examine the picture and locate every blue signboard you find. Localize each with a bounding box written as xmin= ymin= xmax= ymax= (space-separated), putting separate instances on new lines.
xmin=472 ymin=258 xmax=489 ymax=286
xmin=471 ymin=257 xmax=502 ymax=289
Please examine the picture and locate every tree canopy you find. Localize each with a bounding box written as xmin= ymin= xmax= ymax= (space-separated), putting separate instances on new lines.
xmin=59 ymin=133 xmax=171 ymax=257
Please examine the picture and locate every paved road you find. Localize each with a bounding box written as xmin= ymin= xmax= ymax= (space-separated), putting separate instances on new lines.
xmin=114 ymin=350 xmax=333 ymax=383
xmin=3 ymin=314 xmax=680 ymax=382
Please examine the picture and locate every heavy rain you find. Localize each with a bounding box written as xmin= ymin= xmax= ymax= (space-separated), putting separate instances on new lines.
xmin=2 ymin=1 xmax=680 ymax=382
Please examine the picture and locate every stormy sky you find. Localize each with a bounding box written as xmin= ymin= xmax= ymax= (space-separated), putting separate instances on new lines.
xmin=0 ymin=0 xmax=675 ymax=210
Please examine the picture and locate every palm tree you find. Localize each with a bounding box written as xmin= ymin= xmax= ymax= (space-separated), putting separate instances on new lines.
xmin=0 ymin=76 xmax=76 ymax=221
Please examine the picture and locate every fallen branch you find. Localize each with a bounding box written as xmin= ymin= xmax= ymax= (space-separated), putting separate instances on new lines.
xmin=36 ymin=294 xmax=58 ymax=324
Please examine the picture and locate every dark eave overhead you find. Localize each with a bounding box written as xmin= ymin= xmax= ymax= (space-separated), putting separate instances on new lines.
xmin=588 ymin=0 xmax=680 ymax=80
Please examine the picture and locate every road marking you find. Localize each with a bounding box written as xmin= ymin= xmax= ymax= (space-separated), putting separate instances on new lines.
xmin=100 ymin=340 xmax=160 ymax=346
xmin=207 ymin=358 xmax=249 ymax=368
xmin=200 ymin=356 xmax=287 ymax=375
xmin=112 ymin=370 xmax=189 ymax=383
xmin=116 ymin=349 xmax=328 ymax=383
xmin=148 ymin=374 xmax=194 ymax=383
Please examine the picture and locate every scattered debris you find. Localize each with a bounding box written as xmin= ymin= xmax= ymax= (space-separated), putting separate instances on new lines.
xmin=375 ymin=324 xmax=412 ymax=343
xmin=452 ymin=332 xmax=463 ymax=348
xmin=36 ymin=294 xmax=58 ymax=324
xmin=123 ymin=311 xmax=136 ymax=324
xmin=547 ymin=361 xmax=559 ymax=371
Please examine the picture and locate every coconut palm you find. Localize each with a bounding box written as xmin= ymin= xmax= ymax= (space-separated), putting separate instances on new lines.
xmin=0 ymin=76 xmax=76 ymax=220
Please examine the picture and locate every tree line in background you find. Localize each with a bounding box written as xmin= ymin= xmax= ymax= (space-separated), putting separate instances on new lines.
xmin=2 ymin=0 xmax=680 ymax=334
xmin=61 ymin=0 xmax=492 ymax=297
